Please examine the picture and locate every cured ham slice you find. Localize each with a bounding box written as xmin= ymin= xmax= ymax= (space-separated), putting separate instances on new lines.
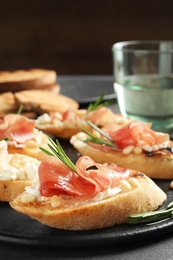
xmin=102 ymin=121 xmax=169 ymax=150
xmin=38 ymin=155 xmax=130 ymax=198
xmin=0 ymin=114 xmax=35 ymax=143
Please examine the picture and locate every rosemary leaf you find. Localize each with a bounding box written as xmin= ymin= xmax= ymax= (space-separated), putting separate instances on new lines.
xmin=40 ymin=137 xmax=76 ymax=172
xmin=87 ymin=94 xmax=113 ymax=112
xmin=127 ymin=203 xmax=173 ymax=224
xmin=166 ymin=200 xmax=173 ymax=209
xmin=87 ymin=94 xmax=105 ymax=112
xmin=0 ymin=138 xmax=9 ymax=142
xmin=82 ymin=120 xmax=116 ymax=148
xmin=86 ymin=121 xmax=114 ymax=143
xmin=39 ymin=146 xmax=54 ymax=156
xmin=17 ymin=105 xmax=23 ymax=114
xmin=82 ymin=128 xmax=115 ymax=147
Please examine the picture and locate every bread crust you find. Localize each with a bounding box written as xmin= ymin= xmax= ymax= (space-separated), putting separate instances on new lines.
xmin=40 ymin=83 xmax=60 ymax=93
xmin=36 ymin=124 xmax=83 ymax=139
xmin=0 ymin=180 xmax=32 ymax=202
xmin=70 ymin=133 xmax=173 ymax=179
xmin=0 ymin=69 xmax=57 ymax=92
xmin=10 ymin=173 xmax=166 ymax=230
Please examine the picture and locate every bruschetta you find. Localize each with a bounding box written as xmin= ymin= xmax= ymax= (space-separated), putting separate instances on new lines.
xmin=10 ymin=138 xmax=166 ymax=230
xmin=70 ymin=120 xmax=173 ymax=179
xmin=35 ymin=106 xmax=130 ymax=139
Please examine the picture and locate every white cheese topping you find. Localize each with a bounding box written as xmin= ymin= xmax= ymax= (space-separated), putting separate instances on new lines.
xmin=25 ymin=179 xmax=45 ymax=201
xmin=36 ymin=113 xmax=63 ymax=128
xmin=92 ymin=186 xmax=121 ymax=202
xmin=0 ymin=140 xmax=40 ymax=181
xmin=141 ymin=141 xmax=169 ymax=152
xmin=0 ymin=162 xmax=39 ymax=181
xmin=36 ymin=113 xmax=51 ymax=124
xmin=33 ymin=128 xmax=44 ymax=145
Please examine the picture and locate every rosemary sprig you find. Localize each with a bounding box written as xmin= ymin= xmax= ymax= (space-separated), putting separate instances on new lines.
xmin=40 ymin=137 xmax=76 ymax=172
xmin=83 ymin=120 xmax=116 ymax=147
xmin=82 ymin=128 xmax=115 ymax=147
xmin=87 ymin=94 xmax=112 ymax=112
xmin=127 ymin=200 xmax=173 ymax=224
xmin=86 ymin=121 xmax=114 ymax=142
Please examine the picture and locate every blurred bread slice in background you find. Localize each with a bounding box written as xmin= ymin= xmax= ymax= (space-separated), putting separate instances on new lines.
xmin=0 ymin=68 xmax=59 ymax=93
xmin=14 ymin=89 xmax=79 ymax=115
xmin=0 ymin=92 xmax=17 ymax=115
xmin=41 ymin=83 xmax=60 ymax=93
xmin=0 ymin=92 xmax=37 ymax=119
xmin=0 ymin=68 xmax=61 ymax=118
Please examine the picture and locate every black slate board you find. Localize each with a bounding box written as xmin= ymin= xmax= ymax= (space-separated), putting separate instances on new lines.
xmin=0 ymin=139 xmax=173 ymax=248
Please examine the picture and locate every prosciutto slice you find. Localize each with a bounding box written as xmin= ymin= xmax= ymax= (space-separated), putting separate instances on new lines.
xmin=103 ymin=121 xmax=169 ymax=149
xmin=38 ymin=155 xmax=130 ymax=198
xmin=0 ymin=114 xmax=35 ymax=143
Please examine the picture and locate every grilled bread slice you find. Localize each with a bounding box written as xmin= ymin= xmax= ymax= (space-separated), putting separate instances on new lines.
xmin=14 ymin=89 xmax=79 ymax=115
xmin=0 ymin=68 xmax=57 ymax=92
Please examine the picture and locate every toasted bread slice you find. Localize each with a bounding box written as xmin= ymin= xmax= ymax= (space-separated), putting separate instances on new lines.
xmin=14 ymin=90 xmax=79 ymax=114
xmin=70 ymin=132 xmax=173 ymax=179
xmin=0 ymin=92 xmax=38 ymax=119
xmin=0 ymin=69 xmax=57 ymax=92
xmin=0 ymin=84 xmax=60 ymax=118
xmin=10 ymin=170 xmax=166 ymax=230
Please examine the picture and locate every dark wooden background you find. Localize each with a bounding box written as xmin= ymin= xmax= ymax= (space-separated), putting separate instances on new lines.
xmin=0 ymin=0 xmax=173 ymax=75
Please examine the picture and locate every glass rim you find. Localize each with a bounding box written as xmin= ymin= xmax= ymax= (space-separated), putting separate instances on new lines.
xmin=112 ymin=40 xmax=173 ymax=53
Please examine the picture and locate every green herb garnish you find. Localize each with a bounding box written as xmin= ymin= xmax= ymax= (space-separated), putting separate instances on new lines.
xmin=83 ymin=128 xmax=115 ymax=147
xmin=0 ymin=138 xmax=9 ymax=142
xmin=87 ymin=94 xmax=112 ymax=112
xmin=17 ymin=105 xmax=23 ymax=114
xmin=82 ymin=120 xmax=116 ymax=147
xmin=127 ymin=200 xmax=173 ymax=225
xmin=40 ymin=137 xmax=76 ymax=172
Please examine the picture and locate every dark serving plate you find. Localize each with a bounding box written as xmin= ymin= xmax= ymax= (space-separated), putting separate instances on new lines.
xmin=0 ymin=139 xmax=173 ymax=248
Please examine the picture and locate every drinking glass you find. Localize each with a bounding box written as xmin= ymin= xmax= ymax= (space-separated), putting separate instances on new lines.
xmin=112 ymin=41 xmax=173 ymax=133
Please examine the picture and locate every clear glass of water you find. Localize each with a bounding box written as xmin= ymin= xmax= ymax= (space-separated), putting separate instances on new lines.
xmin=112 ymin=41 xmax=173 ymax=133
